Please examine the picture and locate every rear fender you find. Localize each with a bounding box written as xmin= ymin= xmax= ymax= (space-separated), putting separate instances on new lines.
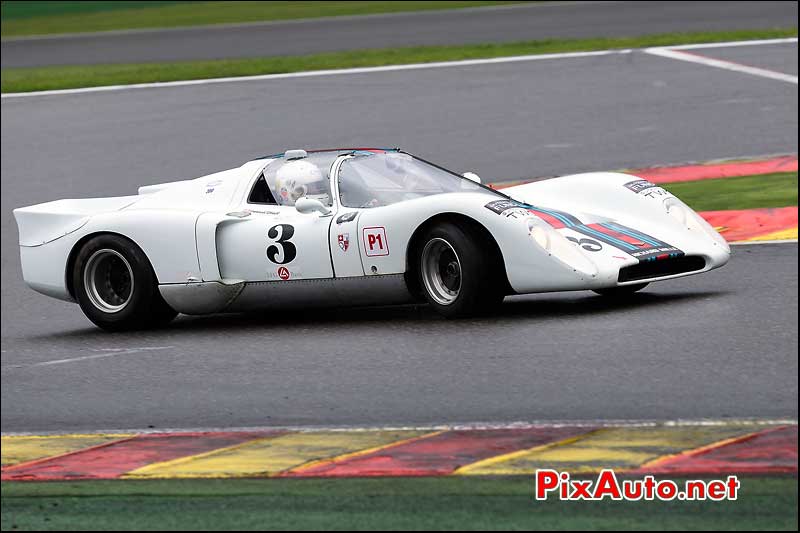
xmin=81 ymin=210 xmax=202 ymax=285
xmin=13 ymin=196 xmax=140 ymax=246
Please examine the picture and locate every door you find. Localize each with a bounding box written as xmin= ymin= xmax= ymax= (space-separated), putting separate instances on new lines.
xmin=328 ymin=208 xmax=366 ymax=277
xmin=214 ymin=207 xmax=334 ymax=282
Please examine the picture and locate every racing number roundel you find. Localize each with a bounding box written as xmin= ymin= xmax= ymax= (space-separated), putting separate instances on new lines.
xmin=266 ymin=224 xmax=296 ymax=264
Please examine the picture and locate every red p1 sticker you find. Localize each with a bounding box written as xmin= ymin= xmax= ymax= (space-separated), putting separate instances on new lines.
xmin=363 ymin=227 xmax=389 ymax=257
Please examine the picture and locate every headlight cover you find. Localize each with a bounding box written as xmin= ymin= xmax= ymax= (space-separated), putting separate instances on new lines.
xmin=527 ymin=217 xmax=598 ymax=277
xmin=664 ymin=197 xmax=730 ymax=253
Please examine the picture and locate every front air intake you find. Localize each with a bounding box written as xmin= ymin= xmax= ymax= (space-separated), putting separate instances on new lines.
xmin=618 ymin=256 xmax=706 ymax=283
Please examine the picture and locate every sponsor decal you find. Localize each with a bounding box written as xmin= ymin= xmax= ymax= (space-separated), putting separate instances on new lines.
xmin=630 ymin=246 xmax=682 ymax=259
xmin=624 ymin=179 xmax=658 ymax=193
xmin=266 ymin=224 xmax=297 ymax=264
xmin=502 ymin=207 xmax=533 ymax=219
xmin=337 ymin=212 xmax=358 ymax=224
xmin=641 ymin=187 xmax=669 ymax=199
xmin=485 ymin=199 xmax=527 ymax=215
xmin=363 ymin=226 xmax=389 ymax=257
xmin=205 ymin=179 xmax=223 ymax=194
xmin=624 ymin=179 xmax=669 ymax=199
xmin=266 ymin=266 xmax=300 ymax=281
xmin=338 ymin=233 xmax=350 ymax=252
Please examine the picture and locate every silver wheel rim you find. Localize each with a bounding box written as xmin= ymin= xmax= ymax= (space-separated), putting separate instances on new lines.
xmin=421 ymin=238 xmax=462 ymax=305
xmin=84 ymin=249 xmax=134 ymax=313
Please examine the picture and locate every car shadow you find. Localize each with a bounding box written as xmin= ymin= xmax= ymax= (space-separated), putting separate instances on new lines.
xmin=31 ymin=289 xmax=726 ymax=340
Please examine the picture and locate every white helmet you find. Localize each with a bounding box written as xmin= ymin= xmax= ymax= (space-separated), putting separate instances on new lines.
xmin=274 ymin=160 xmax=329 ymax=206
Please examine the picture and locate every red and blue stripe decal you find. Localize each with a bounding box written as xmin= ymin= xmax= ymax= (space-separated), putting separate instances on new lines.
xmin=525 ymin=205 xmax=684 ymax=262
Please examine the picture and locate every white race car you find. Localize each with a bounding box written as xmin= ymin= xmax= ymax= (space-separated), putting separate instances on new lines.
xmin=14 ymin=148 xmax=730 ymax=330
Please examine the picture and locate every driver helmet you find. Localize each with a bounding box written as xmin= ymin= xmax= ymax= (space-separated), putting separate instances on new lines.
xmin=274 ymin=160 xmax=329 ymax=206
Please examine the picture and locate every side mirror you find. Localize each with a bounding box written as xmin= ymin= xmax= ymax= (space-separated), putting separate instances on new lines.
xmin=295 ymin=197 xmax=331 ymax=215
xmin=463 ymin=172 xmax=482 ymax=184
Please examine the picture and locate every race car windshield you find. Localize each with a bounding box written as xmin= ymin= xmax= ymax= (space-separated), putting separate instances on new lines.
xmin=338 ymin=152 xmax=496 ymax=208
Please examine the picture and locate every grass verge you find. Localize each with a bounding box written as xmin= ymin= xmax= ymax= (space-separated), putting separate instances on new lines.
xmin=662 ymin=172 xmax=798 ymax=212
xmin=2 ymin=476 xmax=797 ymax=530
xmin=1 ymin=28 xmax=796 ymax=93
xmin=1 ymin=1 xmax=521 ymax=37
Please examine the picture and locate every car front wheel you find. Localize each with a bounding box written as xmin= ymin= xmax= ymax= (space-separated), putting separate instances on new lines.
xmin=417 ymin=222 xmax=503 ymax=318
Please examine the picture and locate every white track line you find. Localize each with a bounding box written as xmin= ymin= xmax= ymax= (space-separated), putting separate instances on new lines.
xmin=663 ymin=37 xmax=798 ymax=50
xmin=6 ymin=346 xmax=174 ymax=369
xmin=2 ymin=418 xmax=796 ymax=437
xmin=645 ymin=39 xmax=798 ymax=84
xmin=3 ymin=37 xmax=796 ymax=98
xmin=0 ymin=49 xmax=628 ymax=99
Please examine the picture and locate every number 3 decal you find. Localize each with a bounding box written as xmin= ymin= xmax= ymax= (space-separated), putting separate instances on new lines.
xmin=267 ymin=224 xmax=297 ymax=264
xmin=566 ymin=236 xmax=603 ymax=252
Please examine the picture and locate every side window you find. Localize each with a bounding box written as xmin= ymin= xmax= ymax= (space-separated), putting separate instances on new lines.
xmin=248 ymin=174 xmax=277 ymax=205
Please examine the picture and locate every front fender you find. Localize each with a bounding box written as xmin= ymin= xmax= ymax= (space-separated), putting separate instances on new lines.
xmin=354 ymin=192 xmax=600 ymax=294
xmin=504 ymin=171 xmax=722 ymax=244
xmin=504 ymin=172 xmax=730 ymax=284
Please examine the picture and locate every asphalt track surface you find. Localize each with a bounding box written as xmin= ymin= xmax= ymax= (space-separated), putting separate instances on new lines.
xmin=2 ymin=1 xmax=797 ymax=68
xmin=1 ymin=244 xmax=797 ymax=433
xmin=1 ymin=42 xmax=797 ymax=433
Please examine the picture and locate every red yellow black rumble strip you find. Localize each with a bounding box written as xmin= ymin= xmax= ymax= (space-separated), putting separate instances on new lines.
xmin=1 ymin=422 xmax=795 ymax=481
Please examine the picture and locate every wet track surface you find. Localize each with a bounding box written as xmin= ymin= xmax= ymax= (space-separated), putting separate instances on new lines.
xmin=2 ymin=1 xmax=796 ymax=68
xmin=1 ymin=45 xmax=796 ymax=186
xmin=1 ymin=39 xmax=797 ymax=432
xmin=2 ymin=243 xmax=797 ymax=433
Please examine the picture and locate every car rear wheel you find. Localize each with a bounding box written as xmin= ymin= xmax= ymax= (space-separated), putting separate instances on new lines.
xmin=592 ymin=283 xmax=649 ymax=297
xmin=73 ymin=234 xmax=177 ymax=331
xmin=417 ymin=222 xmax=503 ymax=318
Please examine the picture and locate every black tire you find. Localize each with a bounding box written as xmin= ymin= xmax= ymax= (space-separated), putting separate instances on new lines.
xmin=72 ymin=234 xmax=177 ymax=331
xmin=416 ymin=222 xmax=504 ymax=318
xmin=592 ymin=283 xmax=649 ymax=297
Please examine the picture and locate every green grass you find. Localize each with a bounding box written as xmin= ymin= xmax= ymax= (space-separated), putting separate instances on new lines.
xmin=1 ymin=1 xmax=521 ymax=37
xmin=1 ymin=1 xmax=184 ymax=20
xmin=663 ymin=172 xmax=798 ymax=212
xmin=2 ymin=476 xmax=797 ymax=530
xmin=2 ymin=28 xmax=797 ymax=93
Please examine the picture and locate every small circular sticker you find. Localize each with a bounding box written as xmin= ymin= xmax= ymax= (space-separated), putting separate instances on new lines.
xmin=277 ymin=267 xmax=290 ymax=280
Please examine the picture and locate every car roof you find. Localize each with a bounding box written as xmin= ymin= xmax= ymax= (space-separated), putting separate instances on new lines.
xmin=253 ymin=147 xmax=400 ymax=161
